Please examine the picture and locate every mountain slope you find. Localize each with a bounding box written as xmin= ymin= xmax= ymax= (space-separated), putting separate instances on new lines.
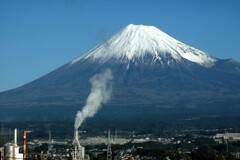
xmin=0 ymin=24 xmax=240 ymax=120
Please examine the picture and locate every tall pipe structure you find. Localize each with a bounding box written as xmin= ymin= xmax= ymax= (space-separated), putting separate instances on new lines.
xmin=23 ymin=131 xmax=27 ymax=160
xmin=73 ymin=129 xmax=80 ymax=148
xmin=14 ymin=128 xmax=17 ymax=146
xmin=14 ymin=128 xmax=17 ymax=160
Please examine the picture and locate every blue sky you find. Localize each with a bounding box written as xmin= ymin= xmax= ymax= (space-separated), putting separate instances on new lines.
xmin=0 ymin=0 xmax=240 ymax=92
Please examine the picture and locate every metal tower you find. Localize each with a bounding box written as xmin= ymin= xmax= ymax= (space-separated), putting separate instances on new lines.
xmin=114 ymin=129 xmax=117 ymax=141
xmin=47 ymin=129 xmax=53 ymax=156
xmin=107 ymin=130 xmax=112 ymax=160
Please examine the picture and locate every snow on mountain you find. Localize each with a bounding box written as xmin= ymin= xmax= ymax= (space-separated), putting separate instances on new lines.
xmin=71 ymin=24 xmax=216 ymax=67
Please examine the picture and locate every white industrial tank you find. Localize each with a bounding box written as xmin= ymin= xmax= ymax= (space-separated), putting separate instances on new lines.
xmin=4 ymin=144 xmax=14 ymax=160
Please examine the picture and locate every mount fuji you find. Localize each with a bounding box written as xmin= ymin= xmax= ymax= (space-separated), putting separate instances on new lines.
xmin=72 ymin=24 xmax=216 ymax=67
xmin=1 ymin=24 xmax=240 ymax=120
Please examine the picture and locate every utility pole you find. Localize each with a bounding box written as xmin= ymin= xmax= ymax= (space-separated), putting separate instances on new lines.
xmin=49 ymin=129 xmax=51 ymax=142
xmin=225 ymin=129 xmax=229 ymax=153
xmin=226 ymin=139 xmax=229 ymax=153
xmin=1 ymin=124 xmax=3 ymax=136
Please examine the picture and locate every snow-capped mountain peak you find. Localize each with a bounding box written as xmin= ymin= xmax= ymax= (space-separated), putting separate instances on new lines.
xmin=71 ymin=24 xmax=216 ymax=67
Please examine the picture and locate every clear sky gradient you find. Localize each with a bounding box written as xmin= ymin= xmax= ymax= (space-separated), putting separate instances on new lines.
xmin=1 ymin=0 xmax=240 ymax=92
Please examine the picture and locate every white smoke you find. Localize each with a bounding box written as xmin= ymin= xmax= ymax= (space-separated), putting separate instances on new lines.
xmin=74 ymin=69 xmax=113 ymax=129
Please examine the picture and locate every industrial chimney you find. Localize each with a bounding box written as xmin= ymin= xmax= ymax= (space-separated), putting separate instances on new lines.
xmin=73 ymin=130 xmax=81 ymax=148
xmin=71 ymin=129 xmax=85 ymax=160
xmin=14 ymin=128 xmax=17 ymax=146
xmin=23 ymin=131 xmax=27 ymax=160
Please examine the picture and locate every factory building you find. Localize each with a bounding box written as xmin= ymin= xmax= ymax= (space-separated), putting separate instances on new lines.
xmin=3 ymin=128 xmax=23 ymax=160
xmin=214 ymin=133 xmax=240 ymax=141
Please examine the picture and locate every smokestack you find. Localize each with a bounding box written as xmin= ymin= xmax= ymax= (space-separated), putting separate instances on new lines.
xmin=74 ymin=129 xmax=78 ymax=140
xmin=14 ymin=128 xmax=17 ymax=146
xmin=73 ymin=129 xmax=80 ymax=147
xmin=23 ymin=131 xmax=27 ymax=160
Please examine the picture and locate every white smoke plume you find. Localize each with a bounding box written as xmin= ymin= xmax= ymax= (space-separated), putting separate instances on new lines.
xmin=74 ymin=69 xmax=113 ymax=129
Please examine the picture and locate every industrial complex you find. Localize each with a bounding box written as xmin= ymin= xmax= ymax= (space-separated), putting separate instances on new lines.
xmin=0 ymin=128 xmax=91 ymax=160
xmin=1 ymin=126 xmax=240 ymax=160
xmin=0 ymin=127 xmax=127 ymax=160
